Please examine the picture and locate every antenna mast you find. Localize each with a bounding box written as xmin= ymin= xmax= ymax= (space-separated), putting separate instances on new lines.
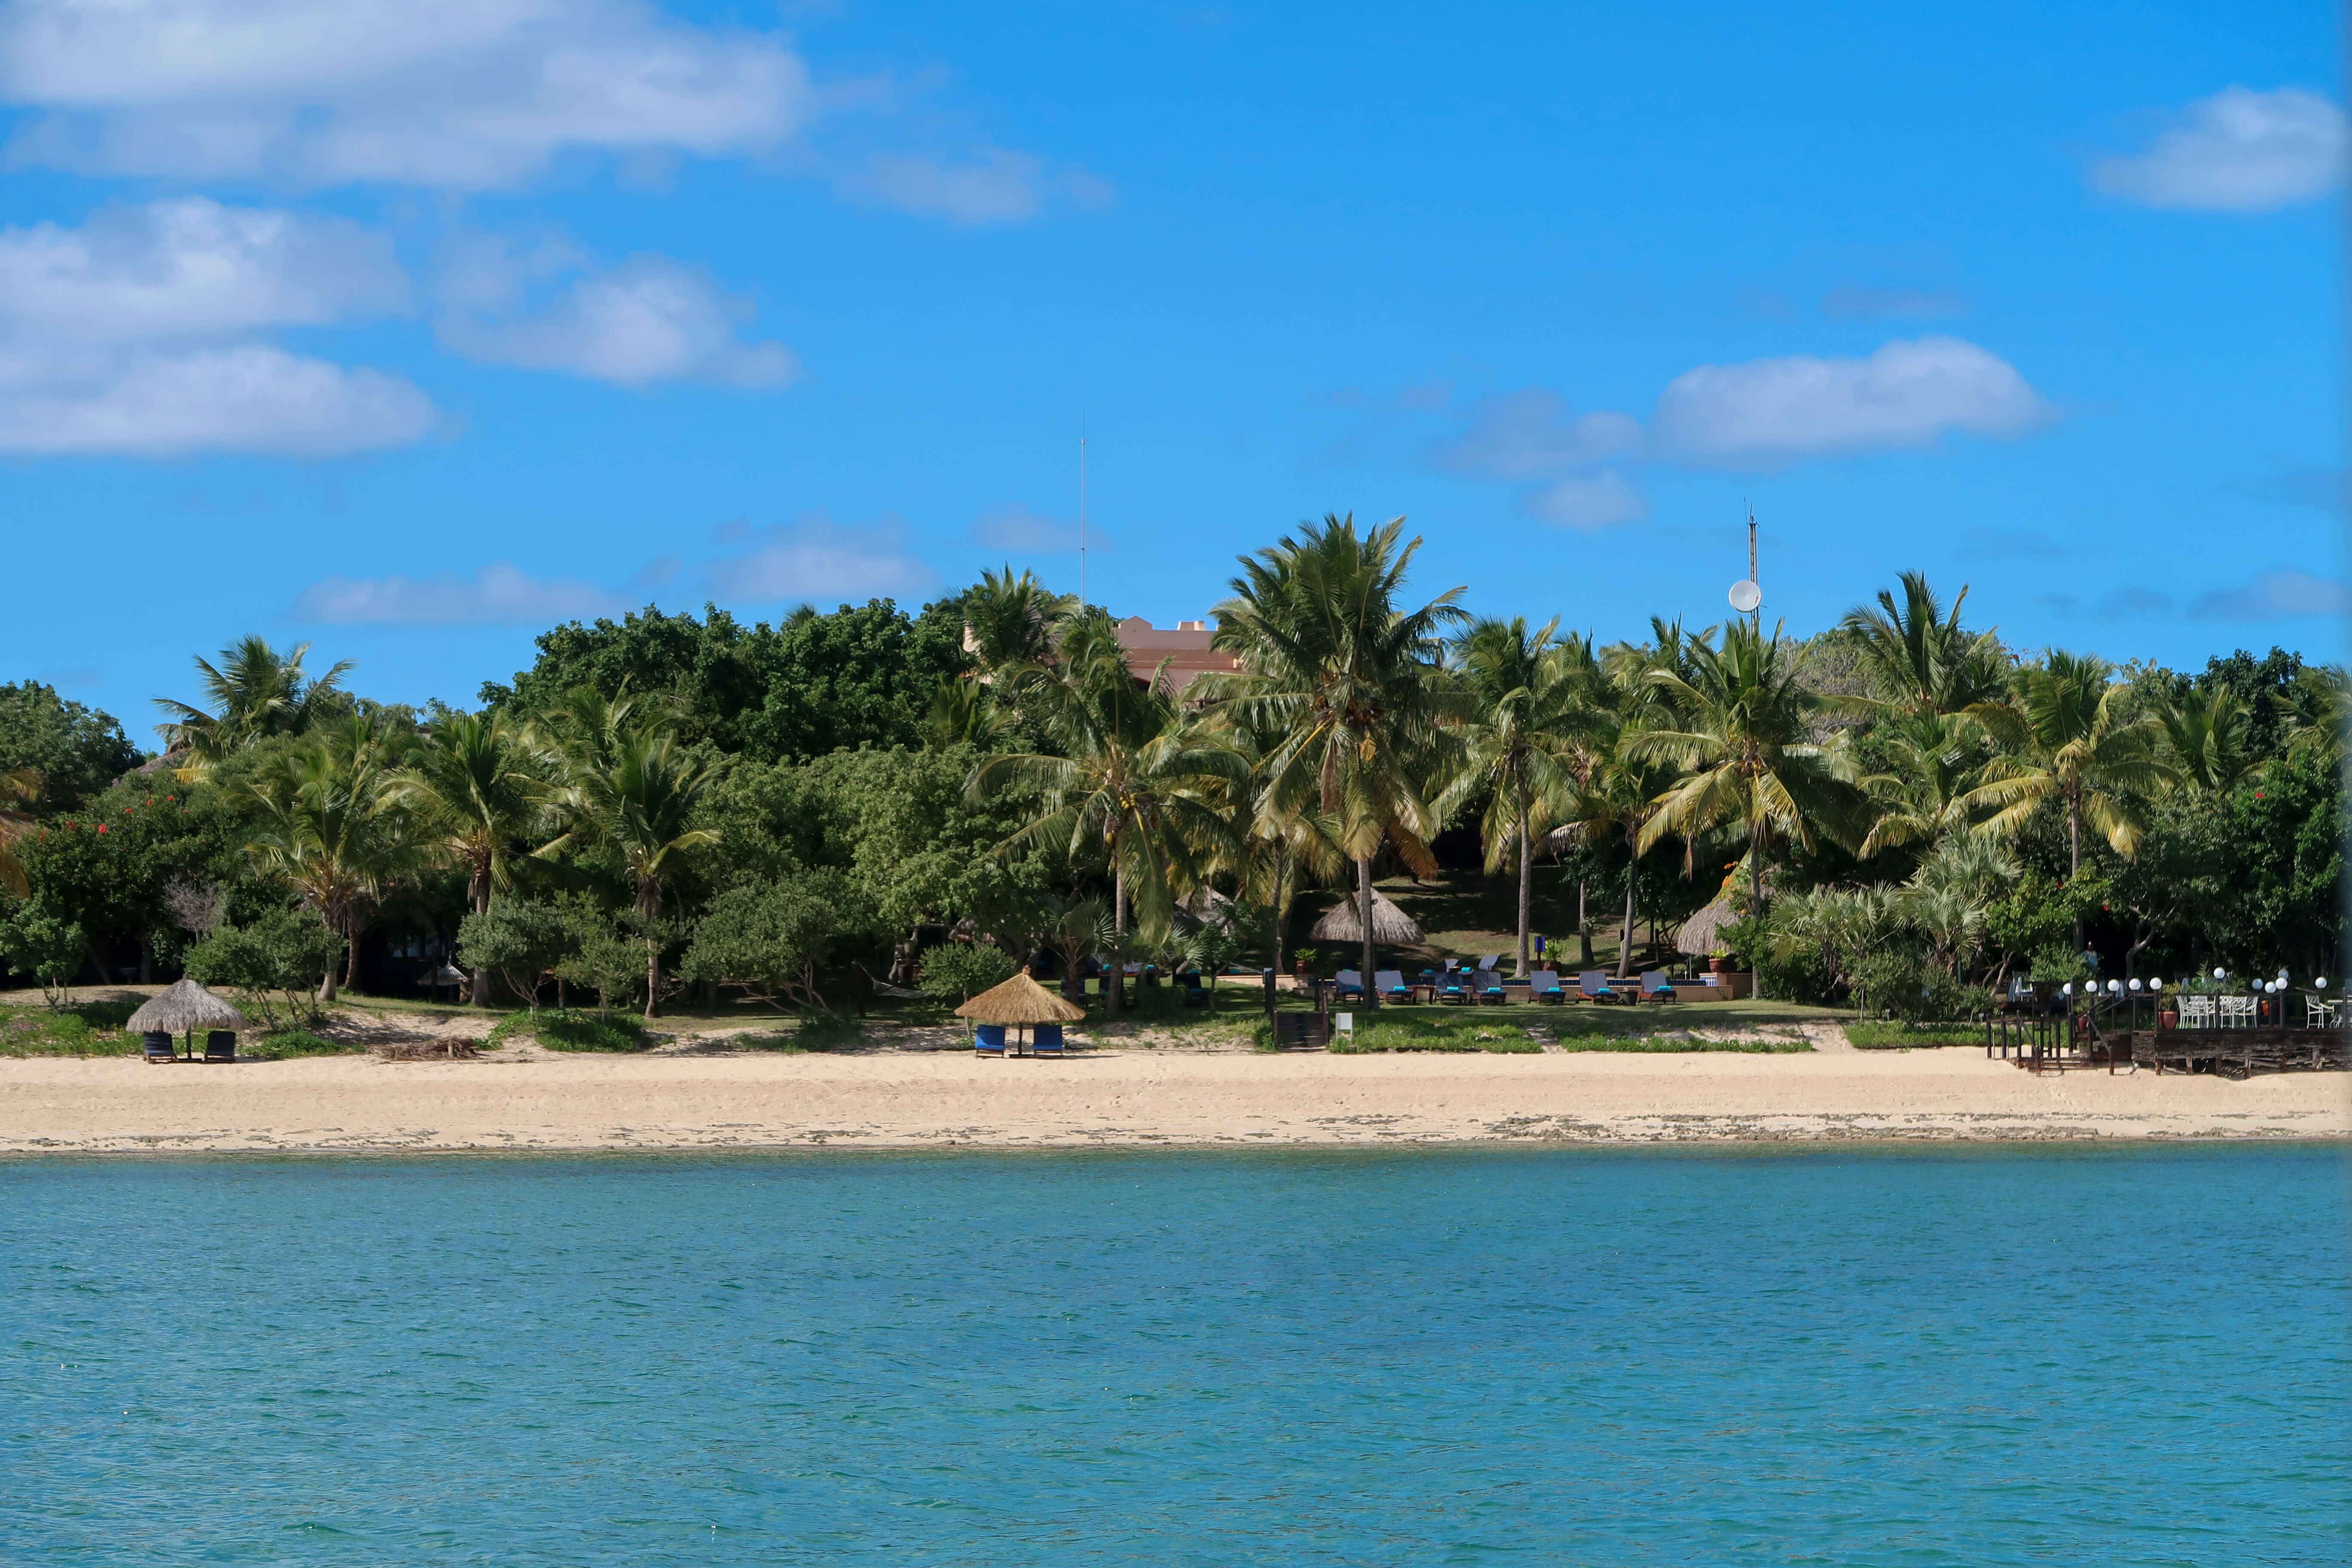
xmin=1078 ymin=422 xmax=1088 ymax=608
xmin=1746 ymin=504 xmax=1759 ymax=631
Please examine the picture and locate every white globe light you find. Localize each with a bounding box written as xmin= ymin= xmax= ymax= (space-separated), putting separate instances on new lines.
xmin=2061 ymin=982 xmax=2073 ymax=996
xmin=2128 ymin=977 xmax=2143 ymax=992
xmin=2318 ymin=977 xmax=2331 ymax=990
xmin=2108 ymin=980 xmax=2122 ymax=994
xmin=2214 ymin=968 xmax=2226 ymax=980
xmin=2150 ymin=979 xmax=2164 ymax=992
xmin=2264 ymin=980 xmax=2278 ymax=994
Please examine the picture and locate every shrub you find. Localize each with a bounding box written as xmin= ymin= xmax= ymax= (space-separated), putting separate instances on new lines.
xmin=247 ymin=1029 xmax=359 ymax=1060
xmin=916 ymin=941 xmax=1017 ymax=1004
xmin=184 ymin=907 xmax=344 ymax=1028
xmin=456 ymin=900 xmax=574 ymax=1008
xmin=488 ymin=1007 xmax=649 ymax=1053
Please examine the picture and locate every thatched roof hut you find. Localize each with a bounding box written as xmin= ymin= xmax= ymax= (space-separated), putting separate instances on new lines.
xmin=127 ymin=977 xmax=249 ymax=1036
xmin=1675 ymin=898 xmax=1738 ymax=959
xmin=954 ymin=971 xmax=1087 ymax=1025
xmin=1311 ymin=887 xmax=1425 ymax=945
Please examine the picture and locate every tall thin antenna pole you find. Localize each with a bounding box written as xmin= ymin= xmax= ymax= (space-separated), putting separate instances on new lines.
xmin=1746 ymin=503 xmax=1759 ymax=632
xmin=1079 ymin=421 xmax=1088 ymax=609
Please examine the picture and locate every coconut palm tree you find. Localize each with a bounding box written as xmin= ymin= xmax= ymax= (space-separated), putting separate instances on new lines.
xmin=1438 ymin=618 xmax=1601 ymax=975
xmin=1965 ymin=651 xmax=2174 ymax=950
xmin=1197 ymin=515 xmax=1467 ymax=1007
xmin=156 ymin=636 xmax=354 ymax=777
xmin=543 ymin=720 xmax=720 ymax=1020
xmin=1628 ymin=619 xmax=1869 ymax=922
xmin=1857 ymin=711 xmax=1989 ymax=856
xmin=2153 ymin=685 xmax=2259 ymax=795
xmin=961 ymin=566 xmax=1077 ymax=674
xmin=240 ymin=715 xmax=415 ymax=1000
xmin=389 ymin=710 xmax=560 ymax=1004
xmin=1837 ymin=572 xmax=2005 ymax=718
xmin=971 ymin=614 xmax=1243 ymax=1018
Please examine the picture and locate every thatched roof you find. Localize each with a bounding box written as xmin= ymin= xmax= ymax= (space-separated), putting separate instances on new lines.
xmin=1676 ymin=898 xmax=1738 ymax=958
xmin=128 ymin=977 xmax=249 ymax=1035
xmin=1311 ymin=886 xmax=1425 ymax=945
xmin=954 ymin=970 xmax=1087 ymax=1025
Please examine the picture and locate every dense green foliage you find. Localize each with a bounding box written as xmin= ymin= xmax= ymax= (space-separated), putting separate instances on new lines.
xmin=0 ymin=548 xmax=2338 ymax=1029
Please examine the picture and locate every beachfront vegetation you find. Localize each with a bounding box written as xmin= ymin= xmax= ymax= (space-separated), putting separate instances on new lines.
xmin=0 ymin=519 xmax=2340 ymax=1028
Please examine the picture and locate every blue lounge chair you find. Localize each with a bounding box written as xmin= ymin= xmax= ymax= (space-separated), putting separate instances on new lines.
xmin=1032 ymin=1023 xmax=1065 ymax=1057
xmin=202 ymin=1030 xmax=237 ymax=1063
xmin=1334 ymin=970 xmax=1364 ymax=1002
xmin=1641 ymin=971 xmax=1678 ymax=1004
xmin=1377 ymin=969 xmax=1412 ymax=1003
xmin=1439 ymin=971 xmax=1470 ymax=1004
xmin=141 ymin=1030 xmax=176 ymax=1063
xmin=1476 ymin=968 xmax=1506 ymax=1004
xmin=1577 ymin=971 xmax=1621 ymax=1005
xmin=975 ymin=1023 xmax=1007 ymax=1057
xmin=1530 ymin=971 xmax=1565 ymax=1004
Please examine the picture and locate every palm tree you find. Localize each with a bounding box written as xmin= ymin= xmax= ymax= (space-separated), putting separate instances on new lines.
xmin=1628 ymin=619 xmax=1868 ymax=923
xmin=389 ymin=710 xmax=559 ymax=1004
xmin=156 ymin=635 xmax=353 ymax=776
xmin=1197 ymin=514 xmax=1467 ymax=1007
xmin=1857 ymin=711 xmax=1988 ymax=856
xmin=1546 ymin=653 xmax=1681 ymax=979
xmin=960 ymin=566 xmax=1076 ymax=673
xmin=545 ymin=720 xmax=720 ymax=1020
xmin=0 ymin=766 xmax=38 ymax=897
xmin=2153 ymin=685 xmax=2258 ymax=794
xmin=971 ymin=615 xmax=1242 ymax=1018
xmin=1837 ymin=572 xmax=2005 ymax=718
xmin=1439 ymin=618 xmax=1600 ymax=975
xmin=240 ymin=715 xmax=414 ymax=1000
xmin=1966 ymin=652 xmax=2174 ymax=949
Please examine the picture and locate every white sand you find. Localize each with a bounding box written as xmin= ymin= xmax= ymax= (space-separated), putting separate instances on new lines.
xmin=3 ymin=1042 xmax=2345 ymax=1152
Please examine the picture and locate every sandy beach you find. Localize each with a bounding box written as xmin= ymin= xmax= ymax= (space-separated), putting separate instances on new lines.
xmin=3 ymin=1039 xmax=2346 ymax=1152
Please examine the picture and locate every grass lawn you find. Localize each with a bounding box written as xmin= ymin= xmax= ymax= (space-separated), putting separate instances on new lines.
xmin=1844 ymin=1020 xmax=1988 ymax=1049
xmin=0 ymin=999 xmax=140 ymax=1057
xmin=1323 ymin=1005 xmax=1814 ymax=1054
xmin=1292 ymin=866 xmax=1687 ymax=974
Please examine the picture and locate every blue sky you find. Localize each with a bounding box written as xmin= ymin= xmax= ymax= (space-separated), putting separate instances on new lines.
xmin=0 ymin=0 xmax=2340 ymax=737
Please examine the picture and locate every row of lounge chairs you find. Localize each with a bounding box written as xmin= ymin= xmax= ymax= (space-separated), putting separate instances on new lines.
xmin=1332 ymin=969 xmax=1679 ymax=1005
xmin=974 ymin=1024 xmax=1067 ymax=1058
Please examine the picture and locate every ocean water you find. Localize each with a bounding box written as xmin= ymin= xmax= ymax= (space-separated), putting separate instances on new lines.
xmin=3 ymin=1145 xmax=2346 ymax=1565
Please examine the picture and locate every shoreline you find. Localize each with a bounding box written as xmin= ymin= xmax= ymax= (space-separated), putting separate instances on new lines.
xmin=4 ymin=1046 xmax=2345 ymax=1153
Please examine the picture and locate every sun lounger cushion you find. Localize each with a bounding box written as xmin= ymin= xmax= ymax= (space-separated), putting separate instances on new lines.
xmin=203 ymin=1031 xmax=236 ymax=1062
xmin=975 ymin=1024 xmax=1007 ymax=1056
xmin=1033 ymin=1024 xmax=1064 ymax=1056
xmin=141 ymin=1031 xmax=175 ymax=1061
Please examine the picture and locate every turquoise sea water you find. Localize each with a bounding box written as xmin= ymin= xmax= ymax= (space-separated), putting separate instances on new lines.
xmin=3 ymin=1145 xmax=2346 ymax=1565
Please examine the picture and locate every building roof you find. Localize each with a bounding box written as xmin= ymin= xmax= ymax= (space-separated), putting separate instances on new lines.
xmin=1114 ymin=617 xmax=1240 ymax=692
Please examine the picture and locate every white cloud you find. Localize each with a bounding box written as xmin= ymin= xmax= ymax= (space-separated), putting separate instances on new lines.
xmin=971 ymin=504 xmax=1085 ymax=552
xmin=1432 ymin=387 xmax=1641 ymax=480
xmin=844 ymin=149 xmax=1050 ymax=224
xmin=2190 ymin=568 xmax=2352 ymax=621
xmin=1651 ymin=336 xmax=2051 ymax=467
xmin=2090 ymin=86 xmax=2346 ymax=212
xmin=0 ymin=198 xmax=430 ymax=455
xmin=1522 ymin=471 xmax=1647 ymax=530
xmin=0 ymin=344 xmax=433 ymax=455
xmin=707 ymin=516 xmax=933 ymax=603
xmin=440 ymin=251 xmax=792 ymax=387
xmin=291 ymin=562 xmax=621 ymax=624
xmin=0 ymin=196 xmax=406 ymax=345
xmin=0 ymin=0 xmax=814 ymax=188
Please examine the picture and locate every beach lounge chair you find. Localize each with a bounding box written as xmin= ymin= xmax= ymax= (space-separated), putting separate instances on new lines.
xmin=1475 ymin=968 xmax=1506 ymax=1004
xmin=1377 ymin=969 xmax=1411 ymax=1003
xmin=1530 ymin=971 xmax=1565 ymax=1004
xmin=1438 ymin=971 xmax=1470 ymax=1004
xmin=1032 ymin=1024 xmax=1065 ymax=1057
xmin=202 ymin=1030 xmax=237 ymax=1063
xmin=1334 ymin=970 xmax=1364 ymax=1002
xmin=974 ymin=1023 xmax=1007 ymax=1057
xmin=1476 ymin=954 xmax=1503 ymax=975
xmin=1578 ymin=971 xmax=1622 ymax=1005
xmin=1640 ymin=971 xmax=1677 ymax=1004
xmin=141 ymin=1030 xmax=176 ymax=1063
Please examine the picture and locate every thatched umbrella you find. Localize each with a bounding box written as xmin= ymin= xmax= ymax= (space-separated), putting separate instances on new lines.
xmin=128 ymin=977 xmax=249 ymax=1057
xmin=954 ymin=970 xmax=1086 ymax=1054
xmin=1676 ymin=898 xmax=1737 ymax=959
xmin=1311 ymin=886 xmax=1424 ymax=946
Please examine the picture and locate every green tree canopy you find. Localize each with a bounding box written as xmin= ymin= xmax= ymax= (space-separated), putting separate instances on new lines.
xmin=0 ymin=683 xmax=142 ymax=812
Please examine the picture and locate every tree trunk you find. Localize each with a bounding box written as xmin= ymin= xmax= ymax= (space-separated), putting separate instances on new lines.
xmin=470 ymin=875 xmax=491 ymax=1007
xmin=1578 ymin=879 xmax=1593 ymax=966
xmin=1358 ymin=854 xmax=1378 ymax=1011
xmin=1270 ymin=840 xmax=1287 ymax=992
xmin=1106 ymin=863 xmax=1124 ymax=1019
xmin=644 ymin=935 xmax=661 ymax=1020
xmin=343 ymin=918 xmax=363 ymax=989
xmin=2067 ymin=787 xmax=2083 ymax=951
xmin=137 ymin=937 xmax=152 ymax=984
xmin=1514 ymin=783 xmax=1532 ymax=978
xmin=1617 ymin=836 xmax=1638 ymax=980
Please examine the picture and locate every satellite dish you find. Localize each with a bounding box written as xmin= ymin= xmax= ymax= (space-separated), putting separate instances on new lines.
xmin=1727 ymin=579 xmax=1762 ymax=613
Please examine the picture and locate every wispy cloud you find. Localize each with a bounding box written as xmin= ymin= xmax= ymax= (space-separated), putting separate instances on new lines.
xmin=704 ymin=514 xmax=934 ymax=604
xmin=1522 ymin=471 xmax=1647 ymax=530
xmin=1651 ymin=336 xmax=2052 ymax=468
xmin=291 ymin=563 xmax=622 ymax=625
xmin=2223 ymin=453 xmax=2344 ymax=512
xmin=0 ymin=198 xmax=431 ymax=454
xmin=2189 ymin=568 xmax=2352 ymax=620
xmin=438 ymin=245 xmax=792 ymax=388
xmin=840 ymin=148 xmax=1111 ymax=224
xmin=2090 ymin=86 xmax=2347 ymax=212
xmin=1430 ymin=388 xmax=1641 ymax=481
xmin=0 ymin=0 xmax=815 ymax=189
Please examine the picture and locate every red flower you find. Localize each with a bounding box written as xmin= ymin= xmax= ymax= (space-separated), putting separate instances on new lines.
xmin=95 ymin=824 xmax=107 ymax=833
